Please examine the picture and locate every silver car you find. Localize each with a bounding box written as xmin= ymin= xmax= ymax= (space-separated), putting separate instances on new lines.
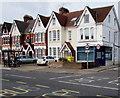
xmin=15 ymin=55 xmax=37 ymax=64
xmin=37 ymin=56 xmax=57 ymax=65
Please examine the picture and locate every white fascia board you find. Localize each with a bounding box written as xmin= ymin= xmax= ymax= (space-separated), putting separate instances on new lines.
xmin=45 ymin=11 xmax=54 ymax=30
xmin=32 ymin=14 xmax=46 ymax=34
xmin=45 ymin=11 xmax=61 ymax=30
xmin=26 ymin=44 xmax=33 ymax=52
xmin=11 ymin=21 xmax=21 ymax=36
xmin=32 ymin=14 xmax=39 ymax=34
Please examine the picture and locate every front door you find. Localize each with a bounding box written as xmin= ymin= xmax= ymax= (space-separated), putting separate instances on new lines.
xmin=64 ymin=51 xmax=69 ymax=58
xmin=29 ymin=51 xmax=32 ymax=57
xmin=95 ymin=47 xmax=105 ymax=66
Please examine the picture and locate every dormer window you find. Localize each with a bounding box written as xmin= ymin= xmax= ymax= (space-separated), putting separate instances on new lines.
xmin=52 ymin=17 xmax=56 ymax=25
xmin=84 ymin=14 xmax=89 ymax=23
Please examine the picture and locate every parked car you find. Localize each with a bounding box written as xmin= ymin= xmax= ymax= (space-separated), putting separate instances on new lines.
xmin=37 ymin=56 xmax=57 ymax=65
xmin=15 ymin=55 xmax=37 ymax=64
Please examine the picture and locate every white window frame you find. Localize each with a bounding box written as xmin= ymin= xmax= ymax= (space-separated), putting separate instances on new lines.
xmin=53 ymin=30 xmax=56 ymax=41
xmin=80 ymin=28 xmax=83 ymax=40
xmin=49 ymin=31 xmax=52 ymax=41
xmin=84 ymin=14 xmax=89 ymax=23
xmin=90 ymin=27 xmax=94 ymax=39
xmin=57 ymin=30 xmax=60 ymax=41
xmin=53 ymin=47 xmax=56 ymax=57
xmin=35 ymin=33 xmax=38 ymax=43
xmin=52 ymin=17 xmax=56 ymax=25
xmin=38 ymin=32 xmax=41 ymax=42
xmin=57 ymin=47 xmax=60 ymax=57
xmin=84 ymin=28 xmax=89 ymax=40
xmin=68 ymin=31 xmax=72 ymax=40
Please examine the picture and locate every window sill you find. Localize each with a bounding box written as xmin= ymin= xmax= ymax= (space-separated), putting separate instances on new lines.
xmin=78 ymin=39 xmax=96 ymax=43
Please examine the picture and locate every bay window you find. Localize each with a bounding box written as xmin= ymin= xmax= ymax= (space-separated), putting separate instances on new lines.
xmin=84 ymin=28 xmax=89 ymax=39
xmin=49 ymin=31 xmax=52 ymax=41
xmin=53 ymin=30 xmax=56 ymax=41
xmin=57 ymin=30 xmax=60 ymax=41
xmin=90 ymin=27 xmax=94 ymax=39
xmin=80 ymin=28 xmax=83 ymax=40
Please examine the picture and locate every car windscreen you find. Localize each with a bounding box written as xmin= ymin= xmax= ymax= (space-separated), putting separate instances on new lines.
xmin=38 ymin=57 xmax=45 ymax=59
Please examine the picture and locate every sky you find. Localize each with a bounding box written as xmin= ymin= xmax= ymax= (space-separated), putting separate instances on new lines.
xmin=0 ymin=0 xmax=119 ymax=24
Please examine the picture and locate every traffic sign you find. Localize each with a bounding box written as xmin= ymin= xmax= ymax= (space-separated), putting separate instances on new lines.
xmin=96 ymin=44 xmax=101 ymax=50
xmin=85 ymin=43 xmax=90 ymax=50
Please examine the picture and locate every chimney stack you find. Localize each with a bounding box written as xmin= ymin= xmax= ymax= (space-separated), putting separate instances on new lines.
xmin=23 ymin=14 xmax=33 ymax=22
xmin=59 ymin=7 xmax=69 ymax=15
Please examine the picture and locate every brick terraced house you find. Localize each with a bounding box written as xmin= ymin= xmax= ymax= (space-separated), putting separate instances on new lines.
xmin=1 ymin=5 xmax=120 ymax=66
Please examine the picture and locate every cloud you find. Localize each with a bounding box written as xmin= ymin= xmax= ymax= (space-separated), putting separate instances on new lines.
xmin=1 ymin=1 xmax=118 ymax=24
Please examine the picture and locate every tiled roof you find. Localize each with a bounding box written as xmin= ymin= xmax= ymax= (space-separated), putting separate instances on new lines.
xmin=15 ymin=20 xmax=29 ymax=33
xmin=92 ymin=5 xmax=113 ymax=22
xmin=53 ymin=5 xmax=113 ymax=27
xmin=25 ymin=19 xmax=36 ymax=33
xmin=64 ymin=10 xmax=83 ymax=26
xmin=65 ymin=42 xmax=75 ymax=52
xmin=54 ymin=12 xmax=67 ymax=26
xmin=38 ymin=15 xmax=50 ymax=27
xmin=15 ymin=19 xmax=36 ymax=34
xmin=2 ymin=22 xmax=12 ymax=32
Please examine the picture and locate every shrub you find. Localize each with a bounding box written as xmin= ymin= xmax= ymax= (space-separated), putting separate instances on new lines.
xmin=59 ymin=58 xmax=68 ymax=62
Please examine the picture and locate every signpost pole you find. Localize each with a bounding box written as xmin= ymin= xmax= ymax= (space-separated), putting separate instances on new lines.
xmin=85 ymin=43 xmax=90 ymax=69
xmin=87 ymin=51 xmax=88 ymax=69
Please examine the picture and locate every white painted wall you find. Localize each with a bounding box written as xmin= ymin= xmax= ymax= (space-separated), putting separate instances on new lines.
xmin=11 ymin=23 xmax=21 ymax=36
xmin=102 ymin=7 xmax=119 ymax=64
xmin=118 ymin=1 xmax=120 ymax=24
xmin=33 ymin=16 xmax=46 ymax=34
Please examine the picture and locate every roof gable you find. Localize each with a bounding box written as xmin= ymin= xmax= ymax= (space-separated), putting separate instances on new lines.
xmin=39 ymin=15 xmax=50 ymax=27
xmin=32 ymin=14 xmax=50 ymax=32
xmin=15 ymin=20 xmax=29 ymax=33
xmin=2 ymin=22 xmax=12 ymax=34
xmin=54 ymin=12 xmax=67 ymax=26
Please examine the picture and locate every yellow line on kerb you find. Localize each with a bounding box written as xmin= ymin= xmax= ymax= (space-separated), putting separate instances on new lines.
xmin=96 ymin=95 xmax=113 ymax=98
xmin=36 ymin=84 xmax=50 ymax=88
xmin=0 ymin=78 xmax=10 ymax=81
xmin=16 ymin=81 xmax=27 ymax=84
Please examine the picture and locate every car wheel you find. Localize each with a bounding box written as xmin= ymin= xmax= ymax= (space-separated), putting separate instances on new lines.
xmin=33 ymin=60 xmax=36 ymax=63
xmin=45 ymin=61 xmax=49 ymax=66
xmin=18 ymin=61 xmax=22 ymax=64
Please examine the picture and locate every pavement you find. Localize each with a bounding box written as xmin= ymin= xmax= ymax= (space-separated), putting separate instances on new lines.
xmin=0 ymin=63 xmax=119 ymax=74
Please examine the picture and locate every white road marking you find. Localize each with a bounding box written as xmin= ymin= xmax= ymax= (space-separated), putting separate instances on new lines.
xmin=49 ymin=75 xmax=81 ymax=80
xmin=58 ymin=81 xmax=118 ymax=91
xmin=108 ymin=80 xmax=119 ymax=86
xmin=5 ymin=74 xmax=36 ymax=79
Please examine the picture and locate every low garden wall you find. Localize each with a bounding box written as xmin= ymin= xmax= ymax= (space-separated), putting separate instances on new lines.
xmin=48 ymin=61 xmax=100 ymax=69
